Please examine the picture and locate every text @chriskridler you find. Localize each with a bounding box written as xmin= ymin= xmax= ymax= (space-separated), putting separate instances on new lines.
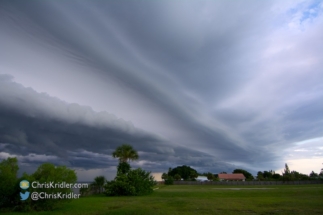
xmin=30 ymin=192 xmax=80 ymax=200
xmin=19 ymin=180 xmax=88 ymax=201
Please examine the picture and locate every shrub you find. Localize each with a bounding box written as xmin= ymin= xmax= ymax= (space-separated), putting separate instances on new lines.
xmin=105 ymin=175 xmax=136 ymax=196
xmin=0 ymin=157 xmax=20 ymax=209
xmin=117 ymin=162 xmax=131 ymax=175
xmin=164 ymin=176 xmax=174 ymax=185
xmin=91 ymin=176 xmax=106 ymax=194
xmin=79 ymin=186 xmax=91 ymax=196
xmin=104 ymin=167 xmax=156 ymax=196
xmin=126 ymin=168 xmax=156 ymax=195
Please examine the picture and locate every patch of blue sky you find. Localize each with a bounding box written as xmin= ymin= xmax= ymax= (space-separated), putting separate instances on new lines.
xmin=299 ymin=0 xmax=322 ymax=23
xmin=281 ymin=0 xmax=323 ymax=31
xmin=294 ymin=137 xmax=323 ymax=146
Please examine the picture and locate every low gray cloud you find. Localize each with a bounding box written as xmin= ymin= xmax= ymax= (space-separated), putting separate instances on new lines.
xmin=0 ymin=75 xmax=239 ymax=177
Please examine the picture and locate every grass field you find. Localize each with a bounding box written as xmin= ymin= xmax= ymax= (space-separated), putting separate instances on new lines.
xmin=6 ymin=184 xmax=323 ymax=215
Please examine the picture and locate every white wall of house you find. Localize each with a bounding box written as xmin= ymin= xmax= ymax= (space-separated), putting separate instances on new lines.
xmin=196 ymin=176 xmax=208 ymax=181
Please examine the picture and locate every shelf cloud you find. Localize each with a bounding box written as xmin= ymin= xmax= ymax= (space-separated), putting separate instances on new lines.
xmin=0 ymin=0 xmax=322 ymax=179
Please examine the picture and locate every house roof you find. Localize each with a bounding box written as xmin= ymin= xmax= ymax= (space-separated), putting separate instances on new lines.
xmin=218 ymin=173 xmax=245 ymax=180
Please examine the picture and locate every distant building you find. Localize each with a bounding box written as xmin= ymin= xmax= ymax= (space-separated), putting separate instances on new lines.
xmin=218 ymin=173 xmax=245 ymax=181
xmin=196 ymin=176 xmax=208 ymax=181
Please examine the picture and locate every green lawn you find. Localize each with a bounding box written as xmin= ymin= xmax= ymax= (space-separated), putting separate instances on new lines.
xmin=5 ymin=184 xmax=323 ymax=215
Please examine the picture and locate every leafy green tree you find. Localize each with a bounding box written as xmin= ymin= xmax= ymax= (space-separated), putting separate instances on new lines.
xmin=213 ymin=175 xmax=220 ymax=181
xmin=282 ymin=163 xmax=292 ymax=181
xmin=257 ymin=171 xmax=264 ymax=181
xmin=91 ymin=176 xmax=106 ymax=194
xmin=168 ymin=167 xmax=172 ymax=174
xmin=0 ymin=157 xmax=20 ymax=208
xmin=164 ymin=176 xmax=174 ymax=185
xmin=206 ymin=172 xmax=214 ymax=181
xmin=284 ymin=164 xmax=290 ymax=173
xmin=190 ymin=171 xmax=198 ymax=180
xmin=299 ymin=173 xmax=310 ymax=180
xmin=112 ymin=144 xmax=139 ymax=163
xmin=233 ymin=169 xmax=254 ymax=180
xmin=272 ymin=173 xmax=281 ymax=180
xmin=168 ymin=165 xmax=198 ymax=180
xmin=117 ymin=162 xmax=131 ymax=175
xmin=309 ymin=171 xmax=318 ymax=179
xmin=256 ymin=170 xmax=275 ymax=181
xmin=291 ymin=171 xmax=301 ymax=180
xmin=161 ymin=173 xmax=168 ymax=181
xmin=263 ymin=171 xmax=273 ymax=179
xmin=174 ymin=174 xmax=181 ymax=181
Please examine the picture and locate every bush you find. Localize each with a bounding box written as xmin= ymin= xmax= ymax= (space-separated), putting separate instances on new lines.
xmin=0 ymin=157 xmax=20 ymax=209
xmin=117 ymin=162 xmax=131 ymax=175
xmin=91 ymin=176 xmax=106 ymax=194
xmin=104 ymin=167 xmax=156 ymax=196
xmin=164 ymin=176 xmax=174 ymax=185
xmin=105 ymin=175 xmax=136 ymax=196
xmin=79 ymin=186 xmax=91 ymax=196
xmin=126 ymin=168 xmax=156 ymax=195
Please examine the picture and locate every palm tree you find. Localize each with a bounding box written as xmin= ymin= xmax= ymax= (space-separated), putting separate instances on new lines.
xmin=112 ymin=144 xmax=139 ymax=163
xmin=91 ymin=176 xmax=106 ymax=194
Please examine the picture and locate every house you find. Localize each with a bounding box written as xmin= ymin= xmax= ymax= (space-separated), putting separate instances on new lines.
xmin=218 ymin=173 xmax=245 ymax=181
xmin=196 ymin=176 xmax=208 ymax=182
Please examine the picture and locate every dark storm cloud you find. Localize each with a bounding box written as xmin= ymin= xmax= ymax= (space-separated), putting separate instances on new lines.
xmin=0 ymin=2 xmax=262 ymax=160
xmin=0 ymin=75 xmax=240 ymax=174
xmin=0 ymin=75 xmax=165 ymax=165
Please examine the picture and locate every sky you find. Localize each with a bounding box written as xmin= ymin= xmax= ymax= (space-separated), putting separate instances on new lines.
xmin=0 ymin=0 xmax=322 ymax=181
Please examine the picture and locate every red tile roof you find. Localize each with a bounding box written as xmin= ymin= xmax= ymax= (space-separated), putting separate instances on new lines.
xmin=218 ymin=173 xmax=245 ymax=180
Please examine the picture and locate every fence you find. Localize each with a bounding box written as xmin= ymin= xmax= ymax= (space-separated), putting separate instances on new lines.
xmin=171 ymin=180 xmax=323 ymax=185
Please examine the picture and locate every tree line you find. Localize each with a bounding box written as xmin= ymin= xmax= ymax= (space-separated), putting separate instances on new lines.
xmin=161 ymin=163 xmax=323 ymax=184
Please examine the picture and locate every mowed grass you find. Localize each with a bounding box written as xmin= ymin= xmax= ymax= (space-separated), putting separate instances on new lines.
xmin=6 ymin=184 xmax=323 ymax=215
